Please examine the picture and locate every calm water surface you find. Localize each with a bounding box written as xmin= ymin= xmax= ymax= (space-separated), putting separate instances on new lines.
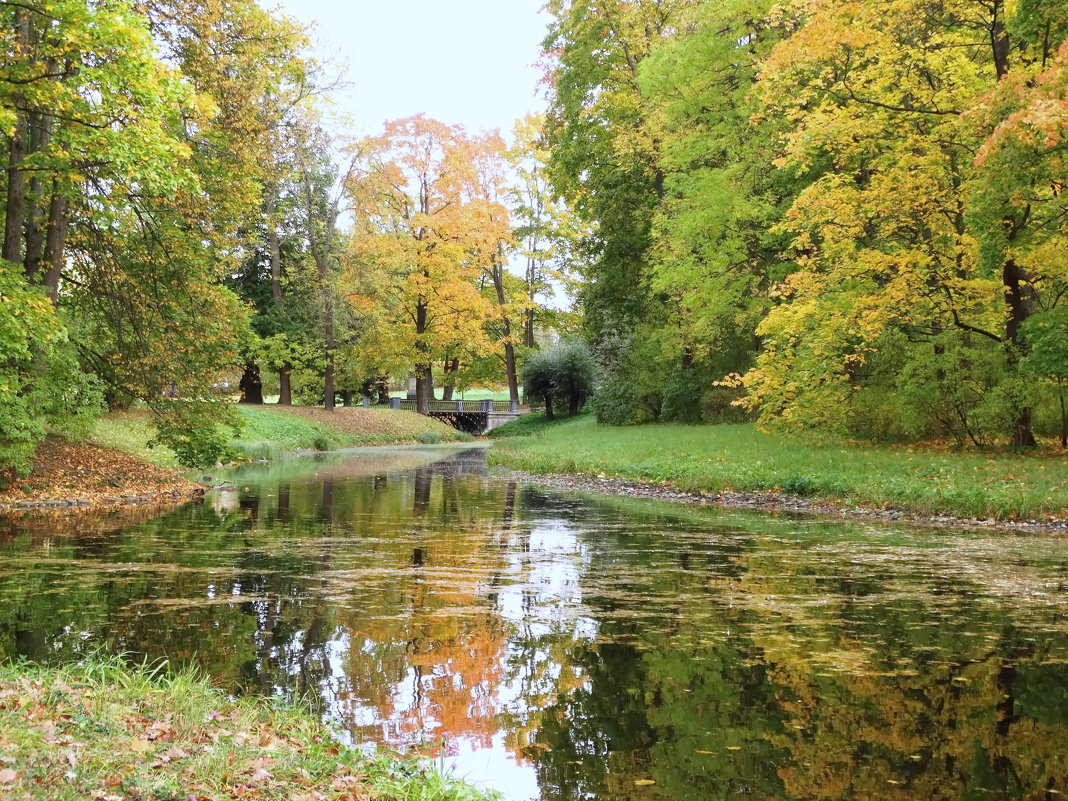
xmin=2 ymin=445 xmax=1068 ymax=800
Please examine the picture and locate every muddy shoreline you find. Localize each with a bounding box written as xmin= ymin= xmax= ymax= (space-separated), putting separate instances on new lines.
xmin=508 ymin=470 xmax=1068 ymax=534
xmin=0 ymin=486 xmax=205 ymax=513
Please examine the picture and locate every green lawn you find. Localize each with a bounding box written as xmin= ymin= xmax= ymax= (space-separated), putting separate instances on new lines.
xmin=0 ymin=658 xmax=493 ymax=801
xmin=489 ymin=417 xmax=1068 ymax=521
xmin=92 ymin=405 xmax=470 ymax=469
xmin=388 ymin=387 xmax=513 ymax=401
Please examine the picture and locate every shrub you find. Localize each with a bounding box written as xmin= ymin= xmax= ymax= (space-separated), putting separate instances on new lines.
xmin=551 ymin=339 xmax=595 ymax=417
xmin=523 ymin=338 xmax=595 ymax=419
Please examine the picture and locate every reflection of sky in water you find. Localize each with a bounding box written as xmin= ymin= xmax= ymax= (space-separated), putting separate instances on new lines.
xmin=4 ymin=446 xmax=1068 ymax=801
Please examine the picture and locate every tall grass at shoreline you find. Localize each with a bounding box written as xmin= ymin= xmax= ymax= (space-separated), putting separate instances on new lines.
xmin=489 ymin=418 xmax=1068 ymax=521
xmin=0 ymin=657 xmax=495 ymax=801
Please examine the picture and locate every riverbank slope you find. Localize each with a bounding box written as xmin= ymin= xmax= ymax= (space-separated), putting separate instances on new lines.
xmin=0 ymin=658 xmax=492 ymax=800
xmin=489 ymin=417 xmax=1068 ymax=524
xmin=0 ymin=406 xmax=467 ymax=511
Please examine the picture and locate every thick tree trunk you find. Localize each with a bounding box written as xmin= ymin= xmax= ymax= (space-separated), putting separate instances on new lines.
xmin=569 ymin=393 xmax=580 ymax=417
xmin=24 ymin=109 xmax=52 ymax=279
xmin=278 ymin=365 xmax=292 ymax=405
xmin=544 ymin=395 xmax=554 ymax=420
xmin=415 ymin=362 xmax=432 ymax=416
xmin=1003 ymin=256 xmax=1037 ymax=448
xmin=441 ymin=357 xmax=459 ymax=401
xmin=239 ymin=363 xmax=264 ymax=404
xmin=4 ymin=114 xmax=26 ymax=265
xmin=42 ymin=189 xmax=69 ymax=298
xmin=414 ymin=301 xmax=431 ymax=415
xmin=341 ymin=390 xmax=353 ymax=407
xmin=4 ymin=10 xmax=30 ymax=266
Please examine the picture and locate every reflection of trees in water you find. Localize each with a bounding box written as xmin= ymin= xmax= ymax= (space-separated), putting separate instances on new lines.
xmin=5 ymin=453 xmax=1068 ymax=800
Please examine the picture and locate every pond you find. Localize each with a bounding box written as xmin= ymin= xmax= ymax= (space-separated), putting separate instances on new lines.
xmin=2 ymin=445 xmax=1068 ymax=800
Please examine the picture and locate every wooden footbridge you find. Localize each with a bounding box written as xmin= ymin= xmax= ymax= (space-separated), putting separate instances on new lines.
xmin=376 ymin=398 xmax=528 ymax=435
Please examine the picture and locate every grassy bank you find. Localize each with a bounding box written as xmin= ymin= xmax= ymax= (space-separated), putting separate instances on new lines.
xmin=0 ymin=658 xmax=492 ymax=800
xmin=94 ymin=406 xmax=470 ymax=469
xmin=489 ymin=418 xmax=1068 ymax=522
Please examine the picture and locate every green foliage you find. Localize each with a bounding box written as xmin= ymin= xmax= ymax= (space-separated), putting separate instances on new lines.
xmin=1023 ymin=309 xmax=1068 ymax=383
xmin=523 ymin=339 xmax=595 ymax=417
xmin=415 ymin=432 xmax=442 ymax=444
xmin=589 ymin=327 xmax=666 ymax=425
xmin=149 ymin=401 xmax=242 ymax=468
xmin=521 ymin=348 xmax=557 ymax=414
xmin=0 ymin=264 xmax=103 ymax=476
xmin=551 ymin=338 xmax=595 ymax=414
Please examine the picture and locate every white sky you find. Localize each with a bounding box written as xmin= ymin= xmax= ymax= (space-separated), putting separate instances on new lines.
xmin=269 ymin=0 xmax=550 ymax=138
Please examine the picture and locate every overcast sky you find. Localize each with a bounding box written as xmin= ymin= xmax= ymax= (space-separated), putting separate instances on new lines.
xmin=270 ymin=0 xmax=550 ymax=138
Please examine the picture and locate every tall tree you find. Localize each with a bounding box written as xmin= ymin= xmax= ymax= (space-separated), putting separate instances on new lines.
xmin=541 ymin=0 xmax=691 ymax=422
xmin=735 ymin=0 xmax=1068 ymax=446
xmin=343 ymin=115 xmax=496 ymax=415
xmin=507 ymin=113 xmax=584 ymax=349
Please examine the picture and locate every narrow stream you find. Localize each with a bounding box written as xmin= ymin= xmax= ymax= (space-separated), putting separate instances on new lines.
xmin=2 ymin=445 xmax=1068 ymax=800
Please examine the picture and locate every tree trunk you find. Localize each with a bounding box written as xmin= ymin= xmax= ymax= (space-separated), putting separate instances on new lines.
xmin=239 ymin=364 xmax=264 ymax=404
xmin=441 ymin=357 xmax=459 ymax=401
xmin=524 ymin=307 xmax=536 ymax=349
xmin=42 ymin=188 xmax=69 ymax=298
xmin=1003 ymin=256 xmax=1037 ymax=448
xmin=4 ymin=11 xmax=30 ymax=267
xmin=341 ymin=390 xmax=353 ymax=407
xmin=491 ymin=249 xmax=520 ymax=405
xmin=544 ymin=395 xmax=554 ymax=420
xmin=24 ymin=109 xmax=53 ymax=279
xmin=302 ymin=173 xmax=335 ymax=412
xmin=415 ymin=362 xmax=432 ymax=415
xmin=569 ymin=393 xmax=580 ymax=417
xmin=278 ymin=365 xmax=292 ymax=405
xmin=323 ymin=350 xmax=335 ymax=411
xmin=414 ymin=300 xmax=431 ymax=415
xmin=4 ymin=113 xmax=26 ymax=265
xmin=524 ymin=251 xmax=537 ymax=348
xmin=264 ymin=189 xmax=292 ymax=406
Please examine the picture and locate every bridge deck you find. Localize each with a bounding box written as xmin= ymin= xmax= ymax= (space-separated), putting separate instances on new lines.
xmin=374 ymin=399 xmax=536 ymax=434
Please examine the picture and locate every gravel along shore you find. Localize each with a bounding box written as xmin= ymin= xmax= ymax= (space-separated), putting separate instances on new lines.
xmin=507 ymin=470 xmax=1068 ymax=534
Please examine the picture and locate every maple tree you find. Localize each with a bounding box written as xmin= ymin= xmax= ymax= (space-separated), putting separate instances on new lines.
xmin=729 ymin=0 xmax=1068 ymax=445
xmin=343 ymin=115 xmax=500 ymax=415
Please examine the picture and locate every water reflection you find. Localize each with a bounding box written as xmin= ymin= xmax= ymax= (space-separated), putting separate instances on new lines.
xmin=1 ymin=445 xmax=1068 ymax=800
